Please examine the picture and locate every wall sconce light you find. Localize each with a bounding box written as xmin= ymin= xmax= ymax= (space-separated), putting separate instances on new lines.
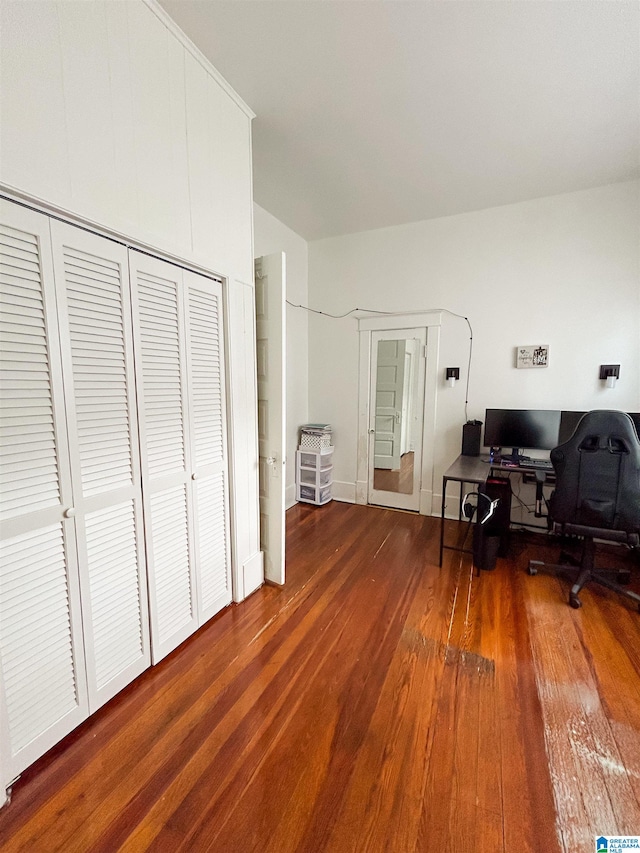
xmin=599 ymin=364 xmax=620 ymax=389
xmin=445 ymin=367 xmax=460 ymax=388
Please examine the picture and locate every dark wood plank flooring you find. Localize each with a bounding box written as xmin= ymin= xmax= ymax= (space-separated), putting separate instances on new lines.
xmin=1 ymin=501 xmax=639 ymax=852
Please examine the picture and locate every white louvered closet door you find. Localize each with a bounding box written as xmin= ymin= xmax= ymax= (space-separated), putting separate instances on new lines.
xmin=50 ymin=221 xmax=150 ymax=712
xmin=0 ymin=202 xmax=89 ymax=787
xmin=184 ymin=271 xmax=231 ymax=623
xmin=129 ymin=253 xmax=197 ymax=663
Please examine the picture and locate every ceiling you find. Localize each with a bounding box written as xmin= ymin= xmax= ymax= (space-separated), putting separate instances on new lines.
xmin=159 ymin=0 xmax=640 ymax=241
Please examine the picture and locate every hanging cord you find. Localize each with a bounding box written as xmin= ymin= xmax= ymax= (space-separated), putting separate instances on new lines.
xmin=440 ymin=309 xmax=473 ymax=423
xmin=285 ymin=301 xmax=394 ymax=319
xmin=286 ymin=301 xmax=474 ymax=420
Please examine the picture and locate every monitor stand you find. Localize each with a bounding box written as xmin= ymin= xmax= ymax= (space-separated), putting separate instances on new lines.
xmin=488 ymin=447 xmax=530 ymax=464
xmin=508 ymin=448 xmax=529 ymax=462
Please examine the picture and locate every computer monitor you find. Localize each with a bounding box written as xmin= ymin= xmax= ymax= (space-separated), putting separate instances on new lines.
xmin=558 ymin=410 xmax=584 ymax=444
xmin=483 ymin=409 xmax=561 ymax=458
xmin=559 ymin=410 xmax=640 ymax=443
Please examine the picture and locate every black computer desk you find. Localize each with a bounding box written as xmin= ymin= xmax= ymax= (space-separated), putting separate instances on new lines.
xmin=438 ymin=455 xmax=553 ymax=566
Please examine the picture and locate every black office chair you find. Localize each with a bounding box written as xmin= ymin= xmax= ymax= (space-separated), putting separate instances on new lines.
xmin=528 ymin=410 xmax=640 ymax=610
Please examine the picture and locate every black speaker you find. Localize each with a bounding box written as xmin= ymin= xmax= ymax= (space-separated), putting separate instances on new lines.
xmin=462 ymin=420 xmax=482 ymax=456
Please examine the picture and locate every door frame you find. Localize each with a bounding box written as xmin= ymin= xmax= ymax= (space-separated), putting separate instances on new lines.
xmin=356 ymin=311 xmax=442 ymax=515
xmin=254 ymin=253 xmax=286 ymax=586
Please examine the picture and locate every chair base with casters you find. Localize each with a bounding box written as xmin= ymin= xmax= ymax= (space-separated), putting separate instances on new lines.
xmin=528 ymin=523 xmax=640 ymax=611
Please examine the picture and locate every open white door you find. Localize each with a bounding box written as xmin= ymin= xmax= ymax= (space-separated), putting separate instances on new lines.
xmin=255 ymin=254 xmax=286 ymax=585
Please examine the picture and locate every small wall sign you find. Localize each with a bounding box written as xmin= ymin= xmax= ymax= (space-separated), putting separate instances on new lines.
xmin=516 ymin=345 xmax=549 ymax=369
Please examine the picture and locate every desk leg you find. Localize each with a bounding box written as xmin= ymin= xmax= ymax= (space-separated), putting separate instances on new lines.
xmin=439 ymin=477 xmax=446 ymax=566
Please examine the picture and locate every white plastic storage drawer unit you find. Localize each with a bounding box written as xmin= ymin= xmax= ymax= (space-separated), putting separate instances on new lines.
xmin=296 ymin=448 xmax=333 ymax=505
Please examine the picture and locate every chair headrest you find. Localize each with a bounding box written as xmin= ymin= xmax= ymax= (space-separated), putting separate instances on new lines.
xmin=558 ymin=410 xmax=640 ymax=453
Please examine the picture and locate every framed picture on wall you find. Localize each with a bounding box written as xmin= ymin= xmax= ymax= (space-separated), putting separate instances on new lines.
xmin=516 ymin=344 xmax=549 ymax=369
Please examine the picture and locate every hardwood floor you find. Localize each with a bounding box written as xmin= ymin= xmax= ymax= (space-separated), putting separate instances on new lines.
xmin=1 ymin=501 xmax=639 ymax=852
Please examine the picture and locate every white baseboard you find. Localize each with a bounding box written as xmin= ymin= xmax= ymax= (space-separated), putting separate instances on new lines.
xmin=335 ymin=481 xmax=437 ymax=512
xmin=332 ymin=480 xmax=356 ymax=504
xmin=355 ymin=479 xmax=368 ymax=505
xmin=434 ymin=491 xmax=455 ymax=520
xmin=419 ymin=488 xmax=434 ymax=516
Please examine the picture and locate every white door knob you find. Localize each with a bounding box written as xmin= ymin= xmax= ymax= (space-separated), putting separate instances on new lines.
xmin=192 ymin=473 xmax=198 ymax=480
xmin=64 ymin=507 xmax=76 ymax=518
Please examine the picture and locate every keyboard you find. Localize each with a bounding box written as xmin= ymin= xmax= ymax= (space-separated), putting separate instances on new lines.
xmin=518 ymin=458 xmax=553 ymax=471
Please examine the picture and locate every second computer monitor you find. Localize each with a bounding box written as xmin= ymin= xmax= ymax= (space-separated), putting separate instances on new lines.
xmin=558 ymin=410 xmax=640 ymax=443
xmin=484 ymin=409 xmax=561 ymax=457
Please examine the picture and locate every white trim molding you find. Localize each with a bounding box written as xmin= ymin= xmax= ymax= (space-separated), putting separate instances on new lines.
xmin=332 ymin=481 xmax=357 ymax=504
xmin=143 ymin=0 xmax=255 ymax=119
xmin=241 ymin=551 xmax=265 ymax=599
xmin=357 ymin=312 xmax=442 ymax=516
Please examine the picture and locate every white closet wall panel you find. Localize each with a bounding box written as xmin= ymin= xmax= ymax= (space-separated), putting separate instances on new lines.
xmin=184 ymin=55 xmax=214 ymax=261
xmin=0 ymin=203 xmax=88 ymax=785
xmin=50 ymin=221 xmax=150 ymax=711
xmin=0 ymin=1 xmax=70 ymax=204
xmin=205 ymin=81 xmax=253 ymax=282
xmin=126 ymin=1 xmax=191 ymax=255
xmin=129 ymin=253 xmax=197 ymax=662
xmin=57 ymin=1 xmax=119 ymax=222
xmin=184 ymin=52 xmax=253 ymax=280
xmin=165 ymin=33 xmax=191 ymax=254
xmin=1 ymin=0 xmax=255 ymax=279
xmin=103 ymin=1 xmax=138 ymax=235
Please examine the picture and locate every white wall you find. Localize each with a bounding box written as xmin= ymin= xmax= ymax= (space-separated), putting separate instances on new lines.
xmin=253 ymin=203 xmax=309 ymax=508
xmin=307 ymin=181 xmax=640 ymax=511
xmin=0 ymin=0 xmax=263 ymax=599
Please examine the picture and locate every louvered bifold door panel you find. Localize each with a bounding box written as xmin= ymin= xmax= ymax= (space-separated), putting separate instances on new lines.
xmin=0 ymin=201 xmax=88 ymax=787
xmin=129 ymin=252 xmax=197 ymax=663
xmin=184 ymin=272 xmax=232 ymax=623
xmin=50 ymin=222 xmax=150 ymax=711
